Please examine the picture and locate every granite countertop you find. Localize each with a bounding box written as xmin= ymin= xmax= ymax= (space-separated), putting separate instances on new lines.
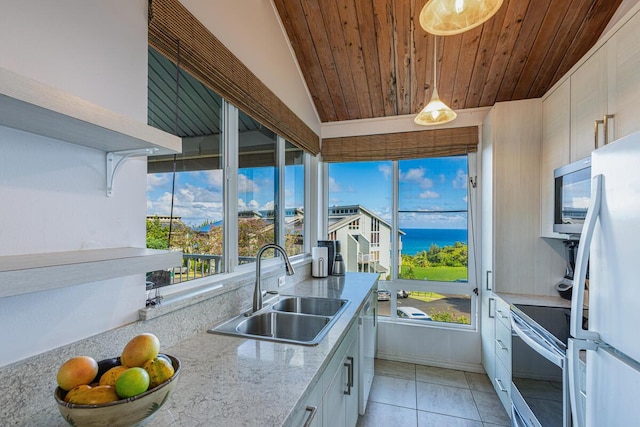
xmin=32 ymin=272 xmax=378 ymax=427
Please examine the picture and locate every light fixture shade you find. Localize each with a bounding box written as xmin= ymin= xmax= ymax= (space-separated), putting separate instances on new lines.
xmin=419 ymin=0 xmax=504 ymax=36
xmin=414 ymin=87 xmax=457 ymax=125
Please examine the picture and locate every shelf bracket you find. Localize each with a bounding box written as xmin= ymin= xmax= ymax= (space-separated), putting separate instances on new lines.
xmin=106 ymin=148 xmax=159 ymax=197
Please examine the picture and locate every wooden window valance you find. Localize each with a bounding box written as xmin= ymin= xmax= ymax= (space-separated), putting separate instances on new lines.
xmin=148 ymin=0 xmax=320 ymax=155
xmin=321 ymin=126 xmax=479 ymax=162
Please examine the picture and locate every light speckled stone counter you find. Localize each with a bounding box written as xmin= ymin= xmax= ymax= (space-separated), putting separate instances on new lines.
xmin=22 ymin=272 xmax=378 ymax=427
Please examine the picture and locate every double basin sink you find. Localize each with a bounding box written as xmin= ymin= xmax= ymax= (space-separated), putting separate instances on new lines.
xmin=208 ymin=296 xmax=350 ymax=346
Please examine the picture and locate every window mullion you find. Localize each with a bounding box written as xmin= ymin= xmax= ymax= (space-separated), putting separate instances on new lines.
xmin=223 ymin=100 xmax=238 ymax=272
xmin=276 ymin=135 xmax=285 ymax=247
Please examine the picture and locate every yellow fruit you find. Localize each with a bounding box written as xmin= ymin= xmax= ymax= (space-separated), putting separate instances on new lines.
xmin=64 ymin=384 xmax=119 ymax=405
xmin=121 ymin=333 xmax=160 ymax=367
xmin=115 ymin=367 xmax=150 ymax=398
xmin=142 ymin=356 xmax=175 ymax=388
xmin=98 ymin=366 xmax=128 ymax=387
xmin=57 ymin=356 xmax=99 ymax=391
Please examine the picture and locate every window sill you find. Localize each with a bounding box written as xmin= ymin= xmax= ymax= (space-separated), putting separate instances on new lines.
xmin=138 ymin=255 xmax=311 ymax=321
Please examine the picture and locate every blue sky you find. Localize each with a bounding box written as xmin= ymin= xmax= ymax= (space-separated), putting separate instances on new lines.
xmin=147 ymin=156 xmax=467 ymax=229
xmin=147 ymin=165 xmax=304 ymax=227
xmin=329 ymin=156 xmax=468 ymax=229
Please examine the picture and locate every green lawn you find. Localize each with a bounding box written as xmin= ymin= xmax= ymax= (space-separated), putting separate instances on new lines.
xmin=400 ymin=266 xmax=467 ymax=282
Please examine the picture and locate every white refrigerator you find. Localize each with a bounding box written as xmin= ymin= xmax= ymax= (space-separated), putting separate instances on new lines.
xmin=568 ymin=131 xmax=640 ymax=427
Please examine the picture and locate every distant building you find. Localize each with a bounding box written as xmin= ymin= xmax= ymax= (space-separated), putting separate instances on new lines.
xmin=327 ymin=205 xmax=403 ymax=279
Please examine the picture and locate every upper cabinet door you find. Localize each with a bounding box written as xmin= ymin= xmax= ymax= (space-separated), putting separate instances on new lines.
xmin=570 ymin=47 xmax=608 ymax=161
xmin=608 ymin=10 xmax=640 ymax=141
xmin=541 ymin=80 xmax=571 ymax=238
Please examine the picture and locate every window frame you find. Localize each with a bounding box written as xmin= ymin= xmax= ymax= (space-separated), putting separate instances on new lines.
xmin=323 ymin=153 xmax=479 ymax=330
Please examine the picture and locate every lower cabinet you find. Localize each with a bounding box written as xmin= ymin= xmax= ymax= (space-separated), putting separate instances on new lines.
xmin=493 ymin=297 xmax=512 ymax=413
xmin=290 ymin=315 xmax=361 ymax=427
xmin=322 ymin=322 xmax=359 ymax=427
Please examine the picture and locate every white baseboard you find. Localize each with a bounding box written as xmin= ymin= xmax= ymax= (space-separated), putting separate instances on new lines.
xmin=375 ymin=351 xmax=486 ymax=374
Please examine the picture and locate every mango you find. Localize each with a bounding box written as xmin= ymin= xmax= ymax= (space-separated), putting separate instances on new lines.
xmin=98 ymin=366 xmax=128 ymax=387
xmin=57 ymin=356 xmax=99 ymax=391
xmin=64 ymin=384 xmax=119 ymax=405
xmin=142 ymin=356 xmax=175 ymax=388
xmin=121 ymin=333 xmax=160 ymax=367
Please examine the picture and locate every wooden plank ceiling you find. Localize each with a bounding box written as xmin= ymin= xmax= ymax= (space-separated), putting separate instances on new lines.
xmin=273 ymin=0 xmax=623 ymax=123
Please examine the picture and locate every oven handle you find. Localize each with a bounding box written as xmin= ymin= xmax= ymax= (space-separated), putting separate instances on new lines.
xmin=511 ymin=313 xmax=564 ymax=368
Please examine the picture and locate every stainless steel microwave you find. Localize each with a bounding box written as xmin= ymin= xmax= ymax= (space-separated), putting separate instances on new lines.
xmin=554 ymin=157 xmax=591 ymax=234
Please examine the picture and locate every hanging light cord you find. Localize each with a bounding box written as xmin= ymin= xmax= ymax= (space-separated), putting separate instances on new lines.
xmin=433 ymin=36 xmax=438 ymax=93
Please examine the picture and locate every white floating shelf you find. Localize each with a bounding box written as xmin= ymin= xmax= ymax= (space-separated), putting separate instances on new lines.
xmin=0 ymin=66 xmax=181 ymax=154
xmin=0 ymin=248 xmax=183 ymax=298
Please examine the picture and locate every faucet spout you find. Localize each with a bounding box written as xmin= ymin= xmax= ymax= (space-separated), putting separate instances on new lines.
xmin=252 ymin=244 xmax=295 ymax=314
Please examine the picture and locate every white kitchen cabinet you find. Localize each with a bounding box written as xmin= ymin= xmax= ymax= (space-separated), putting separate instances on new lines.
xmin=607 ymin=9 xmax=640 ymax=141
xmin=322 ymin=321 xmax=359 ymax=427
xmin=288 ymin=379 xmax=323 ymax=427
xmin=540 ymin=80 xmax=571 ymax=238
xmin=570 ymin=46 xmax=608 ymax=161
xmin=358 ymin=286 xmax=377 ymax=415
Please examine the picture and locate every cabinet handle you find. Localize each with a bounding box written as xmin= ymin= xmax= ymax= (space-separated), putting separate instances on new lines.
xmin=303 ymin=405 xmax=317 ymax=427
xmin=603 ymin=114 xmax=615 ymax=145
xmin=594 ymin=119 xmax=604 ymax=149
xmin=496 ymin=309 xmax=509 ymax=319
xmin=495 ymin=378 xmax=508 ymax=393
xmin=486 ymin=270 xmax=493 ymax=291
xmin=344 ymin=356 xmax=354 ymax=395
xmin=496 ymin=339 xmax=508 ymax=351
xmin=488 ymin=297 xmax=495 ymax=319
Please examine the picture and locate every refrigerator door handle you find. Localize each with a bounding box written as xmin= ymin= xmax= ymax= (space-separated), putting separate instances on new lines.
xmin=568 ymin=338 xmax=598 ymax=427
xmin=570 ymin=175 xmax=602 ymax=341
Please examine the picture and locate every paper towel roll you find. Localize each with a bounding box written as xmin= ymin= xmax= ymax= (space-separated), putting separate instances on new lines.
xmin=312 ymin=246 xmax=328 ymax=277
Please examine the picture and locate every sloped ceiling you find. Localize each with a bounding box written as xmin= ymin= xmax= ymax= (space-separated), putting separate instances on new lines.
xmin=273 ymin=0 xmax=623 ymax=123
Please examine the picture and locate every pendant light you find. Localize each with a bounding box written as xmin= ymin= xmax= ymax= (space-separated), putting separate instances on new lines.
xmin=419 ymin=0 xmax=503 ymax=36
xmin=414 ymin=36 xmax=457 ymax=126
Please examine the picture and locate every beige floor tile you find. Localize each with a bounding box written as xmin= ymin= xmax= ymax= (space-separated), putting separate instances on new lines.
xmin=418 ymin=410 xmax=484 ymax=427
xmin=471 ymin=390 xmax=511 ymax=426
xmin=465 ymin=372 xmax=494 ymax=393
xmin=357 ymin=401 xmax=418 ymax=427
xmin=374 ymin=359 xmax=416 ymax=380
xmin=416 ymin=365 xmax=470 ymax=389
xmin=369 ymin=375 xmax=417 ymax=409
xmin=416 ymin=382 xmax=481 ymax=421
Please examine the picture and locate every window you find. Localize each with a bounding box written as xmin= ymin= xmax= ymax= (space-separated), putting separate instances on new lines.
xmin=329 ymin=155 xmax=477 ymax=328
xmin=145 ymin=47 xmax=308 ymax=294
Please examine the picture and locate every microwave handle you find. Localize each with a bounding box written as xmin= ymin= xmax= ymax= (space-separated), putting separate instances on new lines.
xmin=570 ymin=175 xmax=602 ymax=341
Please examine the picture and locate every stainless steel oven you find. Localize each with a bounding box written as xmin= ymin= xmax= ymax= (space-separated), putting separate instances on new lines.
xmin=510 ymin=304 xmax=571 ymax=427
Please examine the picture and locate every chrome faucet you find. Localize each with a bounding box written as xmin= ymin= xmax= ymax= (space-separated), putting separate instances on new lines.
xmin=251 ymin=244 xmax=295 ymax=315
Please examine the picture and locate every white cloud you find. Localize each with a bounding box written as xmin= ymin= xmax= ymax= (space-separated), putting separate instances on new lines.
xmin=419 ymin=190 xmax=440 ymax=199
xmin=452 ymin=169 xmax=468 ymax=190
xmin=238 ymin=173 xmax=259 ymax=194
xmin=206 ymin=170 xmax=224 ymax=189
xmin=571 ymin=196 xmax=591 ymax=209
xmin=378 ymin=164 xmax=391 ymax=179
xmin=400 ymin=167 xmax=433 ymax=189
xmin=329 ymin=177 xmax=342 ymax=192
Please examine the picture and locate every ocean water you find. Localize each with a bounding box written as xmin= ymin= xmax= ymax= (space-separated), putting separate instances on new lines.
xmin=401 ymin=228 xmax=467 ymax=256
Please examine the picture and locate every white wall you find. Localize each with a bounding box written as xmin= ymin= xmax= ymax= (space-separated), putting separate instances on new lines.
xmin=0 ymin=0 xmax=148 ymax=367
xmin=178 ymin=0 xmax=321 ymax=135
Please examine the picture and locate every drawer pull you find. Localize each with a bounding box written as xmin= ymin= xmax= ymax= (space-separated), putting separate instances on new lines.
xmin=496 ymin=309 xmax=509 ymax=319
xmin=496 ymin=339 xmax=508 ymax=351
xmin=303 ymin=405 xmax=317 ymax=427
xmin=344 ymin=356 xmax=354 ymax=395
xmin=495 ymin=378 xmax=508 ymax=393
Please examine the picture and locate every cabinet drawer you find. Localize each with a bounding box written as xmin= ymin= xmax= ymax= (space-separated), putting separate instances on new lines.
xmin=494 ymin=298 xmax=511 ymax=329
xmin=495 ymin=317 xmax=512 ymax=371
xmin=494 ymin=357 xmax=511 ymax=414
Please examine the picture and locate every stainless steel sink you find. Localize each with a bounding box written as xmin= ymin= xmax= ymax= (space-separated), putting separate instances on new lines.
xmin=271 ymin=296 xmax=347 ymax=317
xmin=208 ymin=295 xmax=350 ymax=346
xmin=237 ymin=312 xmax=330 ymax=342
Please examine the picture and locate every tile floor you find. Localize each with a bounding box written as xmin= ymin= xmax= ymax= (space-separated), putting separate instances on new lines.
xmin=357 ymin=359 xmax=511 ymax=427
